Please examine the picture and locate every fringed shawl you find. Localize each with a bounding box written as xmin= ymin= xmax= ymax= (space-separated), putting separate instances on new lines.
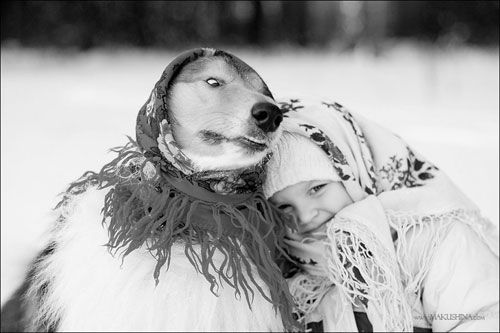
xmin=56 ymin=48 xmax=299 ymax=331
xmin=275 ymin=97 xmax=498 ymax=331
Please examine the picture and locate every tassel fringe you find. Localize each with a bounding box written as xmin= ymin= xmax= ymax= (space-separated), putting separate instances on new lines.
xmin=51 ymin=138 xmax=300 ymax=331
xmin=287 ymin=273 xmax=332 ymax=330
xmin=325 ymin=216 xmax=413 ymax=332
xmin=386 ymin=208 xmax=497 ymax=306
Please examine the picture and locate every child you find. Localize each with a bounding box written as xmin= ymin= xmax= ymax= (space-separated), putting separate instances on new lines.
xmin=264 ymin=98 xmax=499 ymax=332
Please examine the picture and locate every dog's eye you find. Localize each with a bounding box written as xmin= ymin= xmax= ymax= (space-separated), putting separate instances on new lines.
xmin=206 ymin=78 xmax=221 ymax=87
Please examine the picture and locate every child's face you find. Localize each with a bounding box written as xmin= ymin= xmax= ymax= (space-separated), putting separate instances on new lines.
xmin=270 ymin=180 xmax=353 ymax=235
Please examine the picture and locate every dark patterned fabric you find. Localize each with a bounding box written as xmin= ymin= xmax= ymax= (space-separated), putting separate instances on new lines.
xmin=136 ymin=48 xmax=274 ymax=194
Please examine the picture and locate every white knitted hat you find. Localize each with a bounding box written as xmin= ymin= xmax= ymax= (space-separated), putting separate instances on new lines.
xmin=263 ymin=132 xmax=341 ymax=199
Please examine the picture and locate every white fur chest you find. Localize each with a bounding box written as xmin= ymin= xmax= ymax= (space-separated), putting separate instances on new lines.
xmin=39 ymin=188 xmax=283 ymax=332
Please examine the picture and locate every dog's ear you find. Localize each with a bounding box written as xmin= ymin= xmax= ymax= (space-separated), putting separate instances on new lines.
xmin=259 ymin=83 xmax=274 ymax=100
xmin=213 ymin=50 xmax=274 ymax=100
xmin=172 ymin=57 xmax=214 ymax=84
xmin=167 ymin=56 xmax=202 ymax=89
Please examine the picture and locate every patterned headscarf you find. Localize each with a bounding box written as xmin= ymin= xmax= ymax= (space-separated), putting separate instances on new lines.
xmin=58 ymin=48 xmax=298 ymax=331
xmin=266 ymin=97 xmax=497 ymax=331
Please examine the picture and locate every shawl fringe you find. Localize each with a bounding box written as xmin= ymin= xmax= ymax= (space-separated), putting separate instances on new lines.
xmin=386 ymin=208 xmax=496 ymax=304
xmin=325 ymin=216 xmax=413 ymax=332
xmin=55 ymin=138 xmax=300 ymax=331
xmin=287 ymin=273 xmax=332 ymax=329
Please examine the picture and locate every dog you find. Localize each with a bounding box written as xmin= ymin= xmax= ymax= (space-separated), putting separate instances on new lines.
xmin=1 ymin=48 xmax=289 ymax=332
xmin=168 ymin=52 xmax=282 ymax=171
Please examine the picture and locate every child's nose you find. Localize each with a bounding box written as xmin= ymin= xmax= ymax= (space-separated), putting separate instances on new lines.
xmin=297 ymin=207 xmax=317 ymax=226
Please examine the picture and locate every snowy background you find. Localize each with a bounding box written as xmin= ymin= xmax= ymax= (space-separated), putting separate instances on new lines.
xmin=1 ymin=43 xmax=499 ymax=306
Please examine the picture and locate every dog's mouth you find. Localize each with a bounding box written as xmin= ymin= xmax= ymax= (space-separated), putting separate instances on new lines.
xmin=200 ymin=130 xmax=268 ymax=152
xmin=200 ymin=130 xmax=226 ymax=144
xmin=234 ymin=136 xmax=268 ymax=152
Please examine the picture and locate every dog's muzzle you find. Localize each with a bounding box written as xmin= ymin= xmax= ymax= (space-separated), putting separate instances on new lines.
xmin=251 ymin=102 xmax=283 ymax=133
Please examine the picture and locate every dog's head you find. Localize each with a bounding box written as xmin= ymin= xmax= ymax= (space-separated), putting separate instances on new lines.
xmin=165 ymin=50 xmax=282 ymax=171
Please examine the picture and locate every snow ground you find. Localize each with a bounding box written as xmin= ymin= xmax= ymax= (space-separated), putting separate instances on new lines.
xmin=1 ymin=44 xmax=498 ymax=306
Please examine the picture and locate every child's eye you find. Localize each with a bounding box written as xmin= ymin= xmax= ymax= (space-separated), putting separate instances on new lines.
xmin=309 ymin=184 xmax=326 ymax=195
xmin=277 ymin=204 xmax=293 ymax=214
xmin=206 ymin=78 xmax=221 ymax=87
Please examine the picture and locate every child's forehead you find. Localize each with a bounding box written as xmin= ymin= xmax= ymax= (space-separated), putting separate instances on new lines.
xmin=287 ymin=180 xmax=319 ymax=192
xmin=274 ymin=179 xmax=332 ymax=199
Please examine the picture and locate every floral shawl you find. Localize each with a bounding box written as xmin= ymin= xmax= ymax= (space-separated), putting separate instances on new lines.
xmin=274 ymin=97 xmax=498 ymax=331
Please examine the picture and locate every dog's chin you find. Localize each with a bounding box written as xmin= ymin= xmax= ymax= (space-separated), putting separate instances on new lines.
xmin=182 ymin=142 xmax=271 ymax=171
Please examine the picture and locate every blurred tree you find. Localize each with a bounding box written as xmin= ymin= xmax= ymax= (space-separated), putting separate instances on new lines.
xmin=1 ymin=1 xmax=498 ymax=49
xmin=392 ymin=1 xmax=499 ymax=45
xmin=248 ymin=1 xmax=263 ymax=45
xmin=306 ymin=1 xmax=342 ymax=46
xmin=281 ymin=1 xmax=309 ymax=46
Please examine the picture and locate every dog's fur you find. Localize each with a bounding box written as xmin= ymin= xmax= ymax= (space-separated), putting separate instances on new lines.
xmin=7 ymin=53 xmax=285 ymax=331
xmin=169 ymin=55 xmax=280 ymax=170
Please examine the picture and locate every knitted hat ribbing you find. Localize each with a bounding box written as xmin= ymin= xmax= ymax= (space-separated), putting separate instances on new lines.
xmin=263 ymin=132 xmax=341 ymax=199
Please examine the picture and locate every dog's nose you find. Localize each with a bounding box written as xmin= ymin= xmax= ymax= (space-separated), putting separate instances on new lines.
xmin=251 ymin=102 xmax=283 ymax=133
